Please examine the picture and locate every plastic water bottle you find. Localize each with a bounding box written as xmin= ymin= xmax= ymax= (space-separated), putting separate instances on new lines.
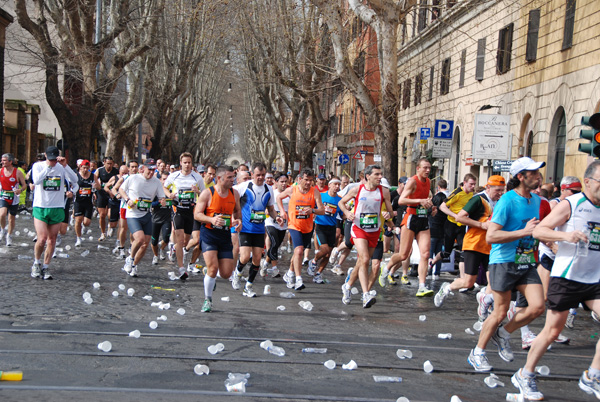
xmin=267 ymin=346 xmax=285 ymax=357
xmin=81 ymin=250 xmax=90 ymax=257
xmin=302 ymin=348 xmax=327 ymax=353
xmin=438 ymin=333 xmax=452 ymax=339
xmin=98 ymin=245 xmax=109 ymax=250
xmin=279 ymin=292 xmax=295 ymax=298
xmin=17 ymin=255 xmax=32 ymax=260
xmin=373 ymin=375 xmax=402 ymax=383
xmin=57 ymin=253 xmax=69 ymax=258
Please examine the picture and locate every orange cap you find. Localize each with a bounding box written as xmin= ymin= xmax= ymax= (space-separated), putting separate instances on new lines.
xmin=487 ymin=175 xmax=506 ymax=186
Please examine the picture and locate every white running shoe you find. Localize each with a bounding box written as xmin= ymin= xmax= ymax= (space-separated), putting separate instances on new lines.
xmin=260 ymin=259 xmax=268 ymax=277
xmin=231 ymin=272 xmax=242 ymax=290
xmin=243 ymin=283 xmax=257 ymax=298
xmin=130 ymin=265 xmax=138 ymax=277
xmin=5 ymin=234 xmax=12 ymax=247
xmin=55 ymin=234 xmax=62 ymax=246
xmin=152 ymin=256 xmax=159 ymax=265
xmin=123 ymin=257 xmax=133 ymax=274
xmin=75 ymin=237 xmax=82 ymax=247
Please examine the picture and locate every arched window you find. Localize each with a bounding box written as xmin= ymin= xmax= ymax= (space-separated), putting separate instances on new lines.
xmin=526 ymin=131 xmax=534 ymax=157
xmin=547 ymin=107 xmax=567 ymax=182
xmin=449 ymin=126 xmax=461 ymax=188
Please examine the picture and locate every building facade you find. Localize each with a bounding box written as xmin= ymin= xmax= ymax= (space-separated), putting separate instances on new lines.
xmin=397 ymin=0 xmax=600 ymax=188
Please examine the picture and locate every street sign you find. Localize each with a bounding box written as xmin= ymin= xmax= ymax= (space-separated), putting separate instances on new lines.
xmin=434 ymin=120 xmax=454 ymax=139
xmin=373 ymin=154 xmax=382 ymax=162
xmin=419 ymin=127 xmax=431 ymax=144
xmin=432 ymin=139 xmax=452 ymax=158
xmin=352 ymin=151 xmax=363 ymax=160
xmin=492 ymin=160 xmax=512 ymax=172
xmin=315 ymin=152 xmax=326 ymax=165
xmin=473 ymin=114 xmax=511 ymax=160
xmin=360 ymin=150 xmax=367 ymax=155
xmin=338 ymin=154 xmax=350 ymax=165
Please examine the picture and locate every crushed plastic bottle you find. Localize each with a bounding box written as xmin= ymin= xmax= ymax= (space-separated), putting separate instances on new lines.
xmin=224 ymin=373 xmax=249 ymax=393
xmin=298 ymin=301 xmax=314 ymax=311
xmin=268 ymin=346 xmax=285 ymax=357
xmin=19 ymin=243 xmax=29 ymax=247
xmin=373 ymin=375 xmax=402 ymax=383
xmin=279 ymin=292 xmax=295 ymax=298
xmin=342 ymin=360 xmax=357 ymax=370
xmin=484 ymin=374 xmax=505 ymax=388
xmin=17 ymin=255 xmax=32 ymax=260
xmin=221 ymin=296 xmax=230 ymax=302
xmin=276 ymin=305 xmax=286 ymax=311
xmin=302 ymin=348 xmax=327 ymax=354
xmin=57 ymin=253 xmax=69 ymax=258
xmin=438 ymin=333 xmax=452 ymax=339
xmin=506 ymin=393 xmax=524 ymax=402
xmin=81 ymin=250 xmax=90 ymax=257
xmin=97 ymin=245 xmax=109 ymax=250
xmin=396 ymin=349 xmax=413 ymax=359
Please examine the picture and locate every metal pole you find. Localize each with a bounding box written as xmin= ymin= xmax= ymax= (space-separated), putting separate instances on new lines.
xmin=138 ymin=122 xmax=142 ymax=164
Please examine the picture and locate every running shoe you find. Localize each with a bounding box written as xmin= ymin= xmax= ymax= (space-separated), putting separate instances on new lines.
xmin=283 ymin=270 xmax=295 ymax=289
xmin=467 ymin=349 xmax=492 ymax=372
xmin=168 ymin=243 xmax=176 ymax=262
xmin=119 ymin=248 xmax=126 ymax=259
xmin=152 ymin=256 xmax=159 ymax=265
xmin=388 ymin=274 xmax=397 ymax=285
xmin=107 ymin=227 xmax=114 ymax=238
xmin=313 ymin=272 xmax=324 ymax=284
xmin=231 ymin=272 xmax=242 ymax=289
xmin=307 ymin=260 xmax=316 ymax=276
xmin=98 ymin=233 xmax=106 ymax=241
xmin=260 ymin=259 xmax=268 ymax=277
xmin=286 ymin=244 xmax=292 ymax=253
xmin=55 ymin=234 xmax=62 ymax=246
xmin=329 ymin=247 xmax=339 ymax=264
xmin=130 ymin=266 xmax=138 ymax=277
xmin=431 ymin=274 xmax=440 ymax=280
xmin=31 ymin=262 xmax=41 ymax=279
xmin=188 ymin=264 xmax=202 ymax=274
xmin=178 ymin=267 xmax=188 ymax=281
xmin=477 ymin=291 xmax=492 ymax=321
xmin=182 ymin=248 xmax=192 ymax=268
xmin=159 ymin=248 xmax=166 ymax=260
xmin=579 ymin=370 xmax=600 ymax=399
xmin=294 ymin=278 xmax=305 ymax=291
xmin=201 ymin=298 xmax=212 ymax=313
xmin=42 ymin=267 xmax=52 ymax=280
xmin=345 ymin=267 xmax=354 ymax=283
xmin=331 ymin=265 xmax=344 ymax=276
xmin=243 ymin=283 xmax=257 ymax=298
xmin=75 ymin=237 xmax=82 ymax=247
xmin=302 ymin=258 xmax=309 ymax=266
xmin=434 ymin=282 xmax=450 ymax=307
xmin=5 ymin=234 xmax=12 ymax=247
xmin=267 ymin=267 xmax=280 ymax=277
xmin=565 ymin=309 xmax=576 ymax=329
xmin=511 ymin=369 xmax=543 ymax=401
xmin=521 ymin=331 xmax=537 ymax=350
xmin=0 ymin=228 xmax=5 ymax=241
xmin=363 ymin=292 xmax=376 ymax=308
xmin=593 ymin=311 xmax=600 ymax=324
xmin=554 ymin=333 xmax=570 ymax=344
xmin=123 ymin=257 xmax=133 ymax=274
xmin=401 ymin=275 xmax=411 ymax=285
xmin=341 ymin=283 xmax=351 ymax=305
xmin=506 ymin=300 xmax=517 ymax=322
xmin=416 ymin=286 xmax=434 ymax=297
xmin=378 ymin=268 xmax=388 ymax=287
xmin=491 ymin=326 xmax=514 ymax=362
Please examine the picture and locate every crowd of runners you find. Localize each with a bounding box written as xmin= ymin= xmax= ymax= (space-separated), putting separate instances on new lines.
xmin=2 ymin=146 xmax=600 ymax=400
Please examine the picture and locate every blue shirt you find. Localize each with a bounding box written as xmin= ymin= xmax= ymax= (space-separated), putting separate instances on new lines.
xmin=234 ymin=181 xmax=274 ymax=234
xmin=489 ymin=190 xmax=540 ymax=264
xmin=315 ymin=191 xmax=342 ymax=226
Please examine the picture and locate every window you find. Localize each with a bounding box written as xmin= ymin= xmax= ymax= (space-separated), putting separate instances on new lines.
xmin=526 ymin=9 xmax=541 ymax=62
xmin=459 ymin=49 xmax=466 ymax=88
xmin=440 ymin=57 xmax=450 ymax=95
xmin=429 ymin=66 xmax=434 ymax=100
xmin=353 ymin=52 xmax=365 ymax=81
xmin=418 ymin=0 xmax=427 ymax=32
xmin=415 ymin=73 xmax=423 ymax=106
xmin=432 ymin=0 xmax=441 ymax=21
xmin=401 ymin=19 xmax=407 ymax=45
xmin=402 ymin=79 xmax=411 ymax=110
xmin=412 ymin=9 xmax=417 ymax=38
xmin=496 ymin=23 xmax=514 ymax=74
xmin=562 ymin=0 xmax=576 ymax=50
xmin=476 ymin=38 xmax=486 ymax=81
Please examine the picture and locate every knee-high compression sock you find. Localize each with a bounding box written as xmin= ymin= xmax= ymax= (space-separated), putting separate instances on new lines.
xmin=204 ymin=275 xmax=216 ymax=299
xmin=247 ymin=264 xmax=260 ymax=284
xmin=236 ymin=260 xmax=247 ymax=274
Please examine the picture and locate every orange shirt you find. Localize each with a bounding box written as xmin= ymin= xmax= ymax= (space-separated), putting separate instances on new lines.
xmin=288 ymin=186 xmax=315 ymax=233
xmin=401 ymin=175 xmax=431 ymax=226
xmin=205 ymin=187 xmax=236 ymax=230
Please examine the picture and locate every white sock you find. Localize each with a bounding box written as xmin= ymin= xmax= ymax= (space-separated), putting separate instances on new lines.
xmin=296 ymin=275 xmax=302 ymax=283
xmin=520 ymin=325 xmax=531 ymax=337
xmin=204 ymin=275 xmax=216 ymax=299
xmin=474 ymin=346 xmax=484 ymax=355
xmin=498 ymin=326 xmax=510 ymax=338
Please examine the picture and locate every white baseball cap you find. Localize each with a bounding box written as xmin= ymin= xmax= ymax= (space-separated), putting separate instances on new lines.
xmin=381 ymin=178 xmax=390 ymax=188
xmin=510 ymin=157 xmax=546 ymax=176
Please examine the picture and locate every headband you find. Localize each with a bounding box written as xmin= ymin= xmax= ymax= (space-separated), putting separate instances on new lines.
xmin=329 ymin=179 xmax=341 ymax=184
xmin=561 ymin=182 xmax=581 ymax=190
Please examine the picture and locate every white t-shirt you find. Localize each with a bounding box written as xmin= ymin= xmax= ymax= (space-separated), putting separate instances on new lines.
xmin=32 ymin=161 xmax=78 ymax=209
xmin=266 ymin=188 xmax=288 ymax=230
xmin=164 ymin=170 xmax=205 ymax=211
xmin=121 ymin=174 xmax=166 ymax=218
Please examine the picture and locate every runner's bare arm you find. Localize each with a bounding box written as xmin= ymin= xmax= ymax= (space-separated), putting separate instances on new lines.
xmin=338 ymin=186 xmax=358 ymax=220
xmin=312 ymin=188 xmax=325 ymax=215
xmin=486 ymin=218 xmax=539 ymax=244
xmin=233 ymin=189 xmax=242 ymax=232
xmin=276 ymin=186 xmax=293 ymax=221
xmin=533 ymin=199 xmax=586 ymax=244
xmin=382 ymin=187 xmax=395 ymax=230
xmin=193 ymin=189 xmax=212 ymax=224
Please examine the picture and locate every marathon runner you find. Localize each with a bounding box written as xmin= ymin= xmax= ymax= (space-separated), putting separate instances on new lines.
xmin=262 ymin=173 xmax=289 ymax=278
xmin=111 ymin=161 xmax=138 ymax=258
xmin=0 ymin=153 xmax=27 ymax=246
xmin=94 ymin=156 xmax=119 ymax=241
xmin=73 ymin=160 xmax=95 ymax=247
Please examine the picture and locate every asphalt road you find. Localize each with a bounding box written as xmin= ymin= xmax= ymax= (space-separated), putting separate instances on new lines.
xmin=0 ymin=214 xmax=597 ymax=401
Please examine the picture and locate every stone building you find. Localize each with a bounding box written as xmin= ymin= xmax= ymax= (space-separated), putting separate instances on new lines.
xmin=396 ymin=0 xmax=600 ymax=188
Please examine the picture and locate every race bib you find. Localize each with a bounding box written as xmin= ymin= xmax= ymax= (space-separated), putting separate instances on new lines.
xmin=324 ymin=202 xmax=337 ymax=217
xmin=0 ymin=190 xmax=14 ymax=202
xmin=295 ymin=205 xmax=310 ymax=219
xmin=515 ymin=237 xmax=539 ymax=270
xmin=79 ymin=187 xmax=92 ymax=197
xmin=213 ymin=213 xmax=232 ymax=230
xmin=178 ymin=188 xmax=195 ymax=206
xmin=359 ymin=213 xmax=379 ymax=229
xmin=416 ymin=206 xmax=428 ymax=217
xmin=164 ymin=199 xmax=173 ymax=207
xmin=43 ymin=176 xmax=61 ymax=191
xmin=586 ymin=222 xmax=600 ymax=252
xmin=250 ymin=209 xmax=266 ymax=223
xmin=137 ymin=197 xmax=152 ymax=212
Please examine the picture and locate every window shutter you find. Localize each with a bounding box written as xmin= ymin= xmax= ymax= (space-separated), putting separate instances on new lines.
xmin=476 ymin=38 xmax=485 ymax=81
xmin=562 ymin=0 xmax=576 ymax=50
xmin=526 ymin=9 xmax=540 ymax=62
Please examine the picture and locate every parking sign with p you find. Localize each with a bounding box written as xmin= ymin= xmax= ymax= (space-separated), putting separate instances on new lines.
xmin=434 ymin=119 xmax=454 ymax=139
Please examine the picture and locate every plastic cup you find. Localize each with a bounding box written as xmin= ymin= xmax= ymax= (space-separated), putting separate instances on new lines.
xmin=450 ymin=396 xmax=462 ymax=402
xmin=65 ymin=245 xmax=71 ymax=251
xmin=260 ymin=340 xmax=273 ymax=350
xmin=149 ymin=321 xmax=158 ymax=329
xmin=263 ymin=285 xmax=271 ymax=295
xmin=93 ymin=282 xmax=100 ymax=289
xmin=88 ymin=236 xmax=94 ymax=241
xmin=98 ymin=341 xmax=112 ymax=352
xmin=473 ymin=321 xmax=483 ymax=331
xmin=127 ymin=288 xmax=135 ymax=297
xmin=157 ymin=315 xmax=167 ymax=321
xmin=342 ymin=360 xmax=357 ymax=370
xmin=324 ymin=360 xmax=336 ymax=369
xmin=216 ymin=343 xmax=225 ymax=352
xmin=82 ymin=292 xmax=91 ymax=300
xmin=396 ymin=398 xmax=410 ymax=402
xmin=423 ymin=360 xmax=433 ymax=373
xmin=419 ymin=315 xmax=426 ymax=321
xmin=221 ymin=296 xmax=230 ymax=302
xmin=208 ymin=345 xmax=219 ymax=355
xmin=177 ymin=308 xmax=185 ymax=315
xmin=351 ymin=287 xmax=359 ymax=295
xmin=194 ymin=364 xmax=210 ymax=375
xmin=465 ymin=328 xmax=475 ymax=335
xmin=129 ymin=330 xmax=141 ymax=338
xmin=396 ymin=349 xmax=412 ymax=359
xmin=535 ymin=365 xmax=550 ymax=376
xmin=84 ymin=297 xmax=93 ymax=305
xmin=118 ymin=284 xmax=126 ymax=290
xmin=143 ymin=295 xmax=153 ymax=301
xmin=112 ymin=291 xmax=119 ymax=297
xmin=277 ymin=305 xmax=286 ymax=311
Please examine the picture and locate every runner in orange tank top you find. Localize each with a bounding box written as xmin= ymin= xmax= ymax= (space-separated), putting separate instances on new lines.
xmin=386 ymin=158 xmax=435 ymax=297
xmin=277 ymin=168 xmax=324 ymax=291
xmin=0 ymin=153 xmax=26 ymax=246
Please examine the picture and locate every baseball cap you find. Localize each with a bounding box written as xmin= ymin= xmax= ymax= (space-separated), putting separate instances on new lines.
xmin=45 ymin=146 xmax=60 ymax=160
xmin=487 ymin=175 xmax=505 ymax=186
xmin=510 ymin=157 xmax=546 ymax=176
xmin=317 ymin=173 xmax=326 ymax=180
xmin=198 ymin=165 xmax=205 ymax=173
xmin=76 ymin=159 xmax=83 ymax=166
xmin=80 ymin=159 xmax=90 ymax=166
xmin=381 ymin=178 xmax=390 ymax=188
xmin=398 ymin=176 xmax=408 ymax=184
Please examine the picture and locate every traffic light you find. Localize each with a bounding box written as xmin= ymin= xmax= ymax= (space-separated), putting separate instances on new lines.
xmin=579 ymin=113 xmax=600 ymax=157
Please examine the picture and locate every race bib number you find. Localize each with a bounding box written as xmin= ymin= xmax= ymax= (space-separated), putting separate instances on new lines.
xmin=43 ymin=176 xmax=61 ymax=191
xmin=515 ymin=237 xmax=539 ymax=270
xmin=324 ymin=202 xmax=337 ymax=217
xmin=178 ymin=189 xmax=195 ymax=206
xmin=250 ymin=210 xmax=266 ymax=223
xmin=359 ymin=213 xmax=379 ymax=229
xmin=164 ymin=199 xmax=173 ymax=207
xmin=295 ymin=205 xmax=310 ymax=219
xmin=585 ymin=222 xmax=600 ymax=252
xmin=0 ymin=190 xmax=14 ymax=202
xmin=79 ymin=187 xmax=92 ymax=197
xmin=137 ymin=198 xmax=152 ymax=212
xmin=213 ymin=214 xmax=232 ymax=230
xmin=416 ymin=207 xmax=428 ymax=217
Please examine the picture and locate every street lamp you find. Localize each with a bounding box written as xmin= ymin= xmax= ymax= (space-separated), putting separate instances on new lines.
xmin=224 ymin=52 xmax=231 ymax=65
xmin=478 ymin=104 xmax=501 ymax=111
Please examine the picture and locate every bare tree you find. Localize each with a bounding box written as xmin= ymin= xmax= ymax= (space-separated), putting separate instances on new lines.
xmin=13 ymin=0 xmax=162 ymax=163
xmin=310 ymin=0 xmax=416 ymax=181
